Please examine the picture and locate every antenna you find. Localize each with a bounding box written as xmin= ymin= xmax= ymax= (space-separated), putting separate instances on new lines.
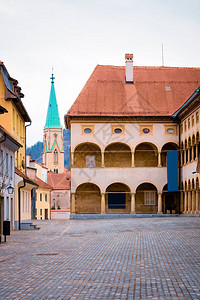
xmin=162 ymin=43 xmax=164 ymax=67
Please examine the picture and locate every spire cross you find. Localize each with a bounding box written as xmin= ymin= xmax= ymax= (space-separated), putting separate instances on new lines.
xmin=50 ymin=72 xmax=55 ymax=83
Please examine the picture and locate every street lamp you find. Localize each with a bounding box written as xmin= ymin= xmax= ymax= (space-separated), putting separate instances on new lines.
xmin=7 ymin=184 xmax=14 ymax=195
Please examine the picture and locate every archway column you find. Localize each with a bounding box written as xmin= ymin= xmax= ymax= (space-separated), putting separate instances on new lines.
xmin=184 ymin=191 xmax=188 ymax=213
xmin=131 ymin=193 xmax=136 ymax=214
xmin=180 ymin=191 xmax=184 ymax=213
xmin=131 ymin=151 xmax=135 ymax=167
xmin=187 ymin=191 xmax=191 ymax=214
xmin=71 ymin=193 xmax=75 ymax=214
xmin=192 ymin=190 xmax=196 ymax=214
xmin=158 ymin=152 xmax=161 ymax=167
xmin=195 ymin=189 xmax=199 ymax=214
xmin=157 ymin=193 xmax=163 ymax=214
xmin=101 ymin=193 xmax=105 ymax=214
xmin=101 ymin=152 xmax=105 ymax=168
xmin=71 ymin=152 xmax=74 ymax=167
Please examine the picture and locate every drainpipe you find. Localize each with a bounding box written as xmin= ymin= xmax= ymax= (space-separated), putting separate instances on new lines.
xmin=25 ymin=122 xmax=31 ymax=175
xmin=178 ymin=121 xmax=181 ymax=215
xmin=18 ymin=179 xmax=26 ymax=230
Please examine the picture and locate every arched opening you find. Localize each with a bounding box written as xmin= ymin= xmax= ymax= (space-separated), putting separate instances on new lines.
xmin=74 ymin=143 xmax=101 ymax=168
xmin=162 ymin=184 xmax=179 ymax=214
xmin=188 ymin=137 xmax=192 ymax=162
xmin=136 ymin=183 xmax=158 ymax=214
xmin=75 ymin=183 xmax=101 ymax=214
xmin=105 ymin=182 xmax=131 ymax=213
xmin=54 ymin=149 xmax=58 ymax=164
xmin=104 ymin=143 xmax=131 ymax=167
xmin=185 ymin=139 xmax=188 ymax=163
xmin=192 ymin=134 xmax=196 ymax=160
xmin=181 ymin=141 xmax=184 ymax=165
xmin=161 ymin=142 xmax=179 ymax=167
xmin=135 ymin=143 xmax=158 ymax=167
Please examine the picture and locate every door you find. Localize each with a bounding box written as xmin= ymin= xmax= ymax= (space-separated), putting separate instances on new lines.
xmin=45 ymin=209 xmax=48 ymax=220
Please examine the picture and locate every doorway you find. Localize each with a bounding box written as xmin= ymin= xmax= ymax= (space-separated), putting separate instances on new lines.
xmin=45 ymin=209 xmax=48 ymax=220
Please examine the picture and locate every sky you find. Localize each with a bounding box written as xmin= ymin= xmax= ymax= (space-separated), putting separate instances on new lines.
xmin=0 ymin=0 xmax=200 ymax=146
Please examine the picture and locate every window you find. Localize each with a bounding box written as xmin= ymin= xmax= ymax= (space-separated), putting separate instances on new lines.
xmin=196 ymin=112 xmax=199 ymax=123
xmin=84 ymin=128 xmax=92 ymax=134
xmin=6 ymin=153 xmax=8 ymax=176
xmin=13 ymin=109 xmax=15 ymax=129
xmin=54 ymin=149 xmax=58 ymax=164
xmin=1 ymin=150 xmax=3 ymax=174
xmin=184 ymin=121 xmax=187 ymax=131
xmin=40 ymin=193 xmax=42 ymax=201
xmin=188 ymin=118 xmax=190 ymax=129
xmin=192 ymin=115 xmax=195 ymax=127
xmin=6 ymin=197 xmax=9 ymax=220
xmin=144 ymin=191 xmax=156 ymax=205
xmin=181 ymin=124 xmax=183 ymax=134
xmin=40 ymin=209 xmax=42 ymax=216
xmin=23 ymin=191 xmax=25 ymax=212
xmin=114 ymin=128 xmax=122 ymax=134
xmin=45 ymin=193 xmax=47 ymax=202
xmin=35 ymin=208 xmax=37 ymax=217
xmin=86 ymin=156 xmax=95 ymax=167
xmin=10 ymin=155 xmax=13 ymax=178
xmin=26 ymin=192 xmax=28 ymax=212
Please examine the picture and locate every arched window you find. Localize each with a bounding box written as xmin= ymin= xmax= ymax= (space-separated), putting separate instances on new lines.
xmin=54 ymin=149 xmax=58 ymax=164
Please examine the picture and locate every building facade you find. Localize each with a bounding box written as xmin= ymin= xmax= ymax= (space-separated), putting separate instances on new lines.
xmin=66 ymin=54 xmax=200 ymax=215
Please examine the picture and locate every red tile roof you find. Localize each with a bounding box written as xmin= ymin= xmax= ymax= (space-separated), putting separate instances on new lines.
xmin=35 ymin=176 xmax=52 ymax=189
xmin=15 ymin=167 xmax=38 ymax=187
xmin=67 ymin=65 xmax=200 ymax=117
xmin=47 ymin=171 xmax=70 ymax=190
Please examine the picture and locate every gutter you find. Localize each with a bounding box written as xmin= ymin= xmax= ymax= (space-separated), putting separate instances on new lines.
xmin=25 ymin=122 xmax=31 ymax=175
xmin=18 ymin=179 xmax=26 ymax=230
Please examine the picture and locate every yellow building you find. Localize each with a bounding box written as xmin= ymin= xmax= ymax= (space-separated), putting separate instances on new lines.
xmin=0 ymin=61 xmax=36 ymax=230
xmin=0 ymin=61 xmax=31 ymax=172
xmin=35 ymin=177 xmax=52 ymax=220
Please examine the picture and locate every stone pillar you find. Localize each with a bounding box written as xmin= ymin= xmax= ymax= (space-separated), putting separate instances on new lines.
xmin=101 ymin=193 xmax=105 ymax=214
xmin=101 ymin=152 xmax=105 ymax=167
xmin=157 ymin=193 xmax=163 ymax=214
xmin=180 ymin=191 xmax=184 ymax=213
xmin=158 ymin=152 xmax=162 ymax=167
xmin=131 ymin=193 xmax=136 ymax=214
xmin=71 ymin=152 xmax=74 ymax=167
xmin=191 ymin=146 xmax=194 ymax=161
xmin=195 ymin=189 xmax=199 ymax=214
xmin=192 ymin=190 xmax=196 ymax=214
xmin=184 ymin=191 xmax=188 ymax=214
xmin=131 ymin=151 xmax=135 ymax=167
xmin=180 ymin=151 xmax=183 ymax=166
xmin=188 ymin=191 xmax=191 ymax=214
xmin=71 ymin=193 xmax=75 ymax=214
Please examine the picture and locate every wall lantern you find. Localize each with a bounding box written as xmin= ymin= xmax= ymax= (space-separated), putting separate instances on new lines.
xmin=7 ymin=184 xmax=14 ymax=195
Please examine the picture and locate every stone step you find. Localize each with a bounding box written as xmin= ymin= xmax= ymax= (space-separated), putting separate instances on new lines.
xmin=20 ymin=223 xmax=40 ymax=230
xmin=70 ymin=214 xmax=180 ymax=220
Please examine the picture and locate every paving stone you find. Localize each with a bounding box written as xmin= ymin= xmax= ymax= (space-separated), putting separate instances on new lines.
xmin=0 ymin=217 xmax=199 ymax=299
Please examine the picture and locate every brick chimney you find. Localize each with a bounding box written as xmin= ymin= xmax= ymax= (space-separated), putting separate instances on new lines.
xmin=125 ymin=53 xmax=133 ymax=84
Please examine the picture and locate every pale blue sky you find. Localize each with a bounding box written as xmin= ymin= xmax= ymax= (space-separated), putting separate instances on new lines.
xmin=0 ymin=0 xmax=200 ymax=146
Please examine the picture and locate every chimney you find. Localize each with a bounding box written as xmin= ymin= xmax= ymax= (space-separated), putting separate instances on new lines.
xmin=125 ymin=53 xmax=133 ymax=84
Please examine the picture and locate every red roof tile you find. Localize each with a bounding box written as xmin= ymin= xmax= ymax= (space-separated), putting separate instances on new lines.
xmin=67 ymin=65 xmax=200 ymax=117
xmin=15 ymin=167 xmax=38 ymax=186
xmin=35 ymin=176 xmax=52 ymax=189
xmin=47 ymin=172 xmax=70 ymax=190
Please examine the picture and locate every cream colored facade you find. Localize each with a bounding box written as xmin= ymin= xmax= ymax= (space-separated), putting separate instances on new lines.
xmin=70 ymin=120 xmax=180 ymax=214
xmin=35 ymin=188 xmax=51 ymax=220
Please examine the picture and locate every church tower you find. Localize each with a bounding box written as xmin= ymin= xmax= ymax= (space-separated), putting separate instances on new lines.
xmin=43 ymin=74 xmax=64 ymax=173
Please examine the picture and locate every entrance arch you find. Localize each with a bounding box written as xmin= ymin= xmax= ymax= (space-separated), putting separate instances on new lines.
xmin=104 ymin=143 xmax=132 ymax=167
xmin=74 ymin=143 xmax=101 ymax=168
xmin=161 ymin=142 xmax=179 ymax=167
xmin=162 ymin=184 xmax=179 ymax=214
xmin=75 ymin=183 xmax=101 ymax=214
xmin=135 ymin=143 xmax=158 ymax=167
xmin=105 ymin=182 xmax=131 ymax=213
xmin=136 ymin=183 xmax=158 ymax=213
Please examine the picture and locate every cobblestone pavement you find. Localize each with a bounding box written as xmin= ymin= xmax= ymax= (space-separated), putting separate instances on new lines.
xmin=0 ymin=217 xmax=200 ymax=300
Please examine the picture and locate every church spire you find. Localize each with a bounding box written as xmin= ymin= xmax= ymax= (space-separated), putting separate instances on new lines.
xmin=44 ymin=73 xmax=62 ymax=129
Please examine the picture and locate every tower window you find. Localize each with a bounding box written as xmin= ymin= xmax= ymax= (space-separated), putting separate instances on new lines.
xmin=54 ymin=149 xmax=58 ymax=164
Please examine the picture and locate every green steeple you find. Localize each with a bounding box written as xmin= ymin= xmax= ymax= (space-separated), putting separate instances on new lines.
xmin=44 ymin=74 xmax=62 ymax=129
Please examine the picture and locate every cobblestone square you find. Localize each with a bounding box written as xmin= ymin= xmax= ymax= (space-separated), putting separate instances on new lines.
xmin=0 ymin=217 xmax=200 ymax=299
